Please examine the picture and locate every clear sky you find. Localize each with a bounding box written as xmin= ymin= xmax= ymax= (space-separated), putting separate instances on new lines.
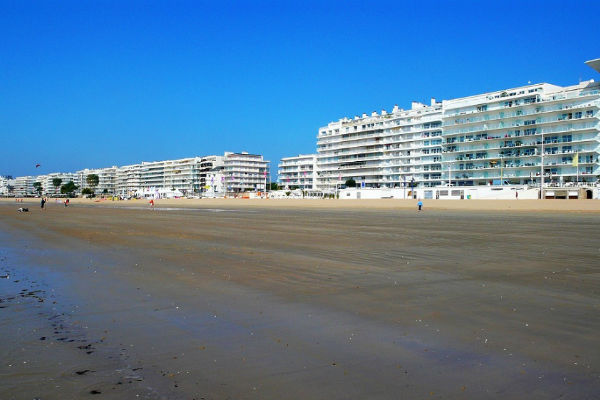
xmin=2 ymin=0 xmax=600 ymax=177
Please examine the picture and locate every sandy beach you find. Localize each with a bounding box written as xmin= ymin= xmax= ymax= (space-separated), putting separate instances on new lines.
xmin=4 ymin=196 xmax=600 ymax=212
xmin=1 ymin=200 xmax=599 ymax=399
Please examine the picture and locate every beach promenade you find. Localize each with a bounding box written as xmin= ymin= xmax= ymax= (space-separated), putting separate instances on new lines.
xmin=0 ymin=199 xmax=599 ymax=399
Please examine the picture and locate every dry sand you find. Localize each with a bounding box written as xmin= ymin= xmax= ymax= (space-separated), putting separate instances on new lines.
xmin=0 ymin=201 xmax=599 ymax=399
xmin=4 ymin=196 xmax=600 ymax=212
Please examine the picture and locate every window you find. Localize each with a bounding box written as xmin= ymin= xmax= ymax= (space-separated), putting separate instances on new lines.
xmin=524 ymin=120 xmax=536 ymax=125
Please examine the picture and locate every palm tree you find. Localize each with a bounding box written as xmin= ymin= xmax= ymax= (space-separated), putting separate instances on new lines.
xmin=52 ymin=178 xmax=62 ymax=196
xmin=33 ymin=182 xmax=43 ymax=196
xmin=86 ymin=174 xmax=100 ymax=195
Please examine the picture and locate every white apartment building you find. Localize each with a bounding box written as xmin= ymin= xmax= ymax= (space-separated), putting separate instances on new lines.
xmin=222 ymin=152 xmax=269 ymax=193
xmin=76 ymin=167 xmax=117 ymax=195
xmin=316 ymin=100 xmax=443 ymax=190
xmin=35 ymin=172 xmax=80 ymax=196
xmin=278 ymin=154 xmax=318 ymax=189
xmin=315 ymin=59 xmax=600 ymax=190
xmin=0 ymin=176 xmax=15 ymax=196
xmin=137 ymin=157 xmax=202 ymax=196
xmin=111 ymin=152 xmax=267 ymax=197
xmin=115 ymin=164 xmax=142 ymax=197
xmin=13 ymin=176 xmax=35 ymax=197
xmin=442 ymin=80 xmax=599 ymax=186
xmin=198 ymin=156 xmax=225 ymax=196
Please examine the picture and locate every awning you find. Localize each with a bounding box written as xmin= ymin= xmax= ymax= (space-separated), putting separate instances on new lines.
xmin=585 ymin=58 xmax=600 ymax=74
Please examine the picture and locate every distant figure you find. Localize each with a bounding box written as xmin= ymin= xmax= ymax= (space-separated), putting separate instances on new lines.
xmin=64 ymin=199 xmax=69 ymax=207
xmin=149 ymin=199 xmax=155 ymax=209
xmin=18 ymin=207 xmax=29 ymax=212
xmin=417 ymin=200 xmax=423 ymax=211
xmin=515 ymin=191 xmax=519 ymax=200
xmin=40 ymin=197 xmax=46 ymax=210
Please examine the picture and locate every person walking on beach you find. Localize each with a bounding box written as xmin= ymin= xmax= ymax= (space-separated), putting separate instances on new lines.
xmin=149 ymin=199 xmax=155 ymax=210
xmin=40 ymin=197 xmax=46 ymax=210
xmin=515 ymin=191 xmax=518 ymax=200
xmin=417 ymin=200 xmax=423 ymax=211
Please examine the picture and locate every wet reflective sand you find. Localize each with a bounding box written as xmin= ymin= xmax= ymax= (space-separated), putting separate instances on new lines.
xmin=1 ymin=202 xmax=599 ymax=399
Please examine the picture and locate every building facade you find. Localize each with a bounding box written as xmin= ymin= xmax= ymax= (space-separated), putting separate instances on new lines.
xmin=315 ymin=100 xmax=444 ymax=190
xmin=223 ymin=152 xmax=269 ymax=193
xmin=77 ymin=167 xmax=118 ymax=195
xmin=278 ymin=154 xmax=318 ymax=189
xmin=0 ymin=176 xmax=15 ymax=196
xmin=1 ymin=151 xmax=269 ymax=198
xmin=12 ymin=176 xmax=35 ymax=197
xmin=313 ymin=62 xmax=599 ymax=190
xmin=441 ymin=81 xmax=599 ymax=186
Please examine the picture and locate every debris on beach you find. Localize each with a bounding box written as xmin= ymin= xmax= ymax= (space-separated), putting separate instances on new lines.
xmin=75 ymin=369 xmax=92 ymax=375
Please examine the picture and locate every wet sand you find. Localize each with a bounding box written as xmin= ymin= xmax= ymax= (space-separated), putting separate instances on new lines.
xmin=1 ymin=202 xmax=599 ymax=399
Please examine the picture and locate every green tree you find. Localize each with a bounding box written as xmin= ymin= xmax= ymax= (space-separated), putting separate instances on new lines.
xmin=7 ymin=185 xmax=14 ymax=194
xmin=269 ymin=182 xmax=279 ymax=190
xmin=33 ymin=182 xmax=43 ymax=196
xmin=345 ymin=179 xmax=356 ymax=187
xmin=81 ymin=188 xmax=94 ymax=196
xmin=86 ymin=174 xmax=99 ymax=194
xmin=60 ymin=181 xmax=79 ymax=197
xmin=52 ymin=178 xmax=63 ymax=195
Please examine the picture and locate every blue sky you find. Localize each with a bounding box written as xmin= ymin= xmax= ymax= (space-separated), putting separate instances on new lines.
xmin=2 ymin=0 xmax=600 ymax=177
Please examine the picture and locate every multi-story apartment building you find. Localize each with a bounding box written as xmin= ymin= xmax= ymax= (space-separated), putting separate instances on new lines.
xmin=381 ymin=101 xmax=444 ymax=188
xmin=13 ymin=176 xmax=35 ymax=197
xmin=76 ymin=167 xmax=118 ymax=195
xmin=0 ymin=176 xmax=15 ymax=196
xmin=112 ymin=152 xmax=267 ymax=197
xmin=198 ymin=156 xmax=225 ymax=196
xmin=28 ymin=173 xmax=79 ymax=196
xmin=316 ymin=100 xmax=444 ymax=190
xmin=223 ymin=152 xmax=269 ymax=193
xmin=278 ymin=154 xmax=318 ymax=189
xmin=314 ymin=60 xmax=600 ymax=190
xmin=115 ymin=164 xmax=142 ymax=196
xmin=442 ymin=80 xmax=600 ymax=186
xmin=137 ymin=157 xmax=202 ymax=196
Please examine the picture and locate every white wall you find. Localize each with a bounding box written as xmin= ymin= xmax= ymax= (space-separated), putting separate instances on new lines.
xmin=339 ymin=186 xmax=545 ymax=200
